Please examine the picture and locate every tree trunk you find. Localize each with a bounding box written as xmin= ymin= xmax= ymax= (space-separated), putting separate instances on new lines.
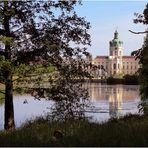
xmin=3 ymin=1 xmax=15 ymax=130
xmin=4 ymin=74 xmax=15 ymax=130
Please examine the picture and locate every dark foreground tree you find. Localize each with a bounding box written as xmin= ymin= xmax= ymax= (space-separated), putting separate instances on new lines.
xmin=131 ymin=3 xmax=148 ymax=114
xmin=0 ymin=1 xmax=91 ymax=130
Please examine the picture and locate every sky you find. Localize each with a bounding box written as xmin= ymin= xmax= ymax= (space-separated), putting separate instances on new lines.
xmin=75 ymin=1 xmax=148 ymax=58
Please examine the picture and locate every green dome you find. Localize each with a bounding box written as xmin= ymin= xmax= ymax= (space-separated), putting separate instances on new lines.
xmin=110 ymin=38 xmax=123 ymax=47
xmin=109 ymin=30 xmax=123 ymax=47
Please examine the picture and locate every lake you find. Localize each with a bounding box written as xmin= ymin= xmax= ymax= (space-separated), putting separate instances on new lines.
xmin=0 ymin=83 xmax=140 ymax=130
xmin=83 ymin=83 xmax=140 ymax=122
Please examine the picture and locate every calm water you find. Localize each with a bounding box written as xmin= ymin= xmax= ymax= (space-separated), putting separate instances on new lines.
xmin=0 ymin=83 xmax=140 ymax=130
xmin=83 ymin=83 xmax=140 ymax=122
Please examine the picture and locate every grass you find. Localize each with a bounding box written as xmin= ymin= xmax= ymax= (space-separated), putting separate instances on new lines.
xmin=0 ymin=84 xmax=5 ymax=104
xmin=0 ymin=114 xmax=148 ymax=146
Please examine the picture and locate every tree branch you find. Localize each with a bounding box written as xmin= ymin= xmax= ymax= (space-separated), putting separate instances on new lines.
xmin=0 ymin=50 xmax=5 ymax=56
xmin=0 ymin=90 xmax=5 ymax=95
xmin=11 ymin=27 xmax=23 ymax=34
xmin=129 ymin=30 xmax=148 ymax=34
xmin=13 ymin=74 xmax=38 ymax=82
xmin=13 ymin=72 xmax=50 ymax=82
xmin=0 ymin=81 xmax=5 ymax=85
xmin=0 ymin=29 xmax=5 ymax=35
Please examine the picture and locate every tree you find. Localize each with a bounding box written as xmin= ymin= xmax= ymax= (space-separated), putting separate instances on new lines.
xmin=0 ymin=1 xmax=91 ymax=130
xmin=131 ymin=3 xmax=148 ymax=114
xmin=138 ymin=33 xmax=148 ymax=114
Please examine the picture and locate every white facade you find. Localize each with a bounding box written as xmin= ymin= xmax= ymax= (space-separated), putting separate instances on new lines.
xmin=92 ymin=30 xmax=139 ymax=78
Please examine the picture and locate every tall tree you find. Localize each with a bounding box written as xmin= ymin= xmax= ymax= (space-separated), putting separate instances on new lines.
xmin=131 ymin=3 xmax=148 ymax=114
xmin=0 ymin=1 xmax=91 ymax=130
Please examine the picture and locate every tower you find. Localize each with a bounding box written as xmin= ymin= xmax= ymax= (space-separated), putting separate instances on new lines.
xmin=109 ymin=30 xmax=123 ymax=76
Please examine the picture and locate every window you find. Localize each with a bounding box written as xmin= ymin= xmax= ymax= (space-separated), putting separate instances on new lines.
xmin=113 ymin=63 xmax=116 ymax=69
xmin=115 ymin=50 xmax=117 ymax=56
xmin=120 ymin=51 xmax=122 ymax=56
xmin=118 ymin=64 xmax=120 ymax=69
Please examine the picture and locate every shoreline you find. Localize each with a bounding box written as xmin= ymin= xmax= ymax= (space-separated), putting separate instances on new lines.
xmin=77 ymin=78 xmax=139 ymax=85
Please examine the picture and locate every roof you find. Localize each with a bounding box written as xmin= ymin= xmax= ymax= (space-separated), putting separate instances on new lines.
xmin=95 ymin=56 xmax=108 ymax=59
xmin=95 ymin=56 xmax=136 ymax=59
xmin=110 ymin=30 xmax=123 ymax=47
xmin=123 ymin=56 xmax=135 ymax=59
xmin=110 ymin=39 xmax=123 ymax=47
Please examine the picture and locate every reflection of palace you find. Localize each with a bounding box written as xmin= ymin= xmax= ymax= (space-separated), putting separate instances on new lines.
xmin=108 ymin=87 xmax=122 ymax=118
xmin=84 ymin=83 xmax=139 ymax=118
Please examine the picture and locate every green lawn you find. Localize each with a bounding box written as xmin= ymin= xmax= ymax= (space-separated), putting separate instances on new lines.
xmin=0 ymin=114 xmax=148 ymax=147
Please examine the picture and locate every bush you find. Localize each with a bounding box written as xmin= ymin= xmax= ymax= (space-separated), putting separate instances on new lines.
xmin=123 ymin=74 xmax=139 ymax=85
xmin=106 ymin=75 xmax=139 ymax=85
xmin=107 ymin=77 xmax=124 ymax=84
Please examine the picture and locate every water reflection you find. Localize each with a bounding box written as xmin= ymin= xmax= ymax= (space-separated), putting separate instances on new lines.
xmin=0 ymin=95 xmax=54 ymax=130
xmin=83 ymin=83 xmax=140 ymax=121
xmin=0 ymin=83 xmax=140 ymax=130
xmin=108 ymin=87 xmax=122 ymax=118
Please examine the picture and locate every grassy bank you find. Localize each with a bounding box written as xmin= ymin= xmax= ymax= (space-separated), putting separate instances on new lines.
xmin=0 ymin=84 xmax=5 ymax=104
xmin=0 ymin=114 xmax=148 ymax=146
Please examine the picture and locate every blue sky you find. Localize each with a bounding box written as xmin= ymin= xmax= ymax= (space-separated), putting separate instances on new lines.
xmin=75 ymin=1 xmax=147 ymax=57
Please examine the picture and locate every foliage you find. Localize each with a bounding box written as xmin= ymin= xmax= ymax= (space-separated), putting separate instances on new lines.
xmin=0 ymin=114 xmax=148 ymax=146
xmin=0 ymin=93 xmax=4 ymax=105
xmin=131 ymin=3 xmax=148 ymax=114
xmin=106 ymin=75 xmax=139 ymax=85
xmin=0 ymin=1 xmax=91 ymax=129
xmin=138 ymin=34 xmax=148 ymax=114
xmin=134 ymin=3 xmax=148 ymax=24
xmin=123 ymin=74 xmax=139 ymax=85
xmin=46 ymin=78 xmax=90 ymax=121
xmin=106 ymin=77 xmax=124 ymax=84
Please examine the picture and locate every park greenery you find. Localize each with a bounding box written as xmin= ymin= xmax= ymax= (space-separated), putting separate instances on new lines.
xmin=0 ymin=1 xmax=148 ymax=147
xmin=0 ymin=1 xmax=91 ymax=130
xmin=0 ymin=114 xmax=147 ymax=147
xmin=106 ymin=74 xmax=139 ymax=84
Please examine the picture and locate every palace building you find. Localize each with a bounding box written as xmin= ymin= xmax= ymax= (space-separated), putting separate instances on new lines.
xmin=91 ymin=30 xmax=139 ymax=78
